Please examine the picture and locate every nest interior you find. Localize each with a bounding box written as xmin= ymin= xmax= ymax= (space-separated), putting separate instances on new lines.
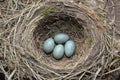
xmin=33 ymin=12 xmax=87 ymax=69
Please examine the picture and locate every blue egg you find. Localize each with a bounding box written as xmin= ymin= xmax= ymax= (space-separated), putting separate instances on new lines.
xmin=43 ymin=38 xmax=55 ymax=53
xmin=53 ymin=44 xmax=64 ymax=59
xmin=65 ymin=40 xmax=75 ymax=57
xmin=54 ymin=33 xmax=69 ymax=44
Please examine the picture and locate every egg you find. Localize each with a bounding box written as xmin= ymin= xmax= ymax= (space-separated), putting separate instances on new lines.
xmin=53 ymin=44 xmax=64 ymax=59
xmin=43 ymin=38 xmax=55 ymax=53
xmin=54 ymin=33 xmax=69 ymax=44
xmin=65 ymin=40 xmax=75 ymax=57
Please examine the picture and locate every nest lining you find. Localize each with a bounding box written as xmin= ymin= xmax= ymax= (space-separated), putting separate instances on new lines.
xmin=33 ymin=12 xmax=86 ymax=69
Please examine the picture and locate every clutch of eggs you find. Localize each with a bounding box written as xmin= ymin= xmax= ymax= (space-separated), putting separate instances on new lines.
xmin=43 ymin=33 xmax=76 ymax=60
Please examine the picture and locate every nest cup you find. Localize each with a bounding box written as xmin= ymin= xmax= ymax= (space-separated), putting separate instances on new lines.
xmin=29 ymin=1 xmax=100 ymax=70
xmin=8 ymin=1 xmax=103 ymax=79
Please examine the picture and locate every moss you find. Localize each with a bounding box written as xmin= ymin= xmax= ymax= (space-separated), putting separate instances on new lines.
xmin=41 ymin=6 xmax=60 ymax=16
xmin=87 ymin=37 xmax=93 ymax=45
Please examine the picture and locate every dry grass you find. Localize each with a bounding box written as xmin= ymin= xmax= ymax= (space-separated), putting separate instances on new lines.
xmin=0 ymin=0 xmax=120 ymax=80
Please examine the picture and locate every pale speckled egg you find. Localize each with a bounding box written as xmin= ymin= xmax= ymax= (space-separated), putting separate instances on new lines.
xmin=54 ymin=33 xmax=69 ymax=44
xmin=65 ymin=40 xmax=75 ymax=57
xmin=43 ymin=38 xmax=55 ymax=53
xmin=53 ymin=44 xmax=64 ymax=59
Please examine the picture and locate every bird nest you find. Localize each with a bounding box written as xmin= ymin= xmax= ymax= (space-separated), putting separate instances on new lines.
xmin=0 ymin=0 xmax=120 ymax=80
